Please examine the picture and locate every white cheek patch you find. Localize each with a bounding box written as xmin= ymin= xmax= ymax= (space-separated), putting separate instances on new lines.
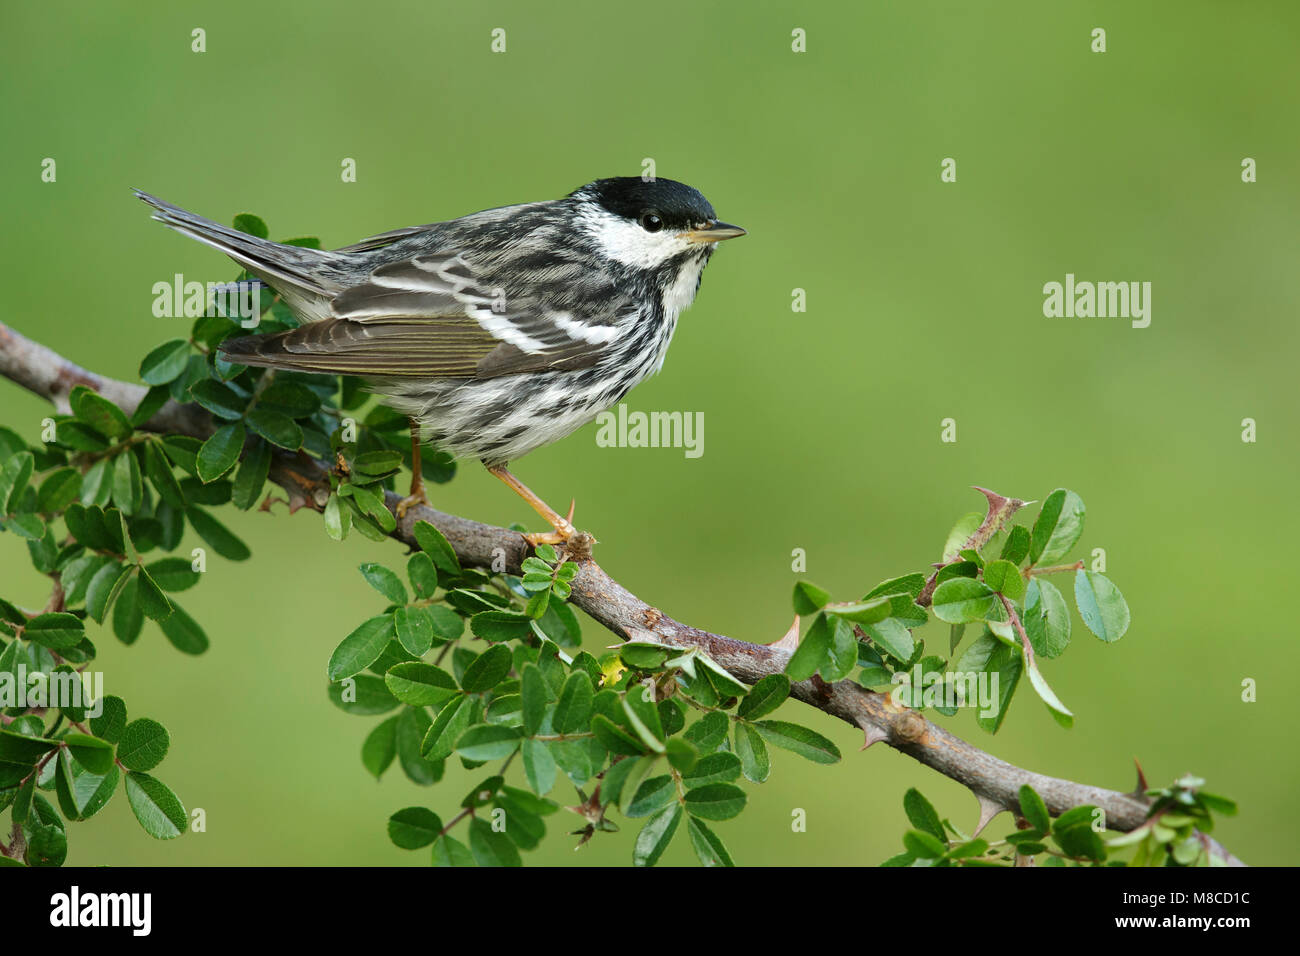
xmin=577 ymin=206 xmax=694 ymax=269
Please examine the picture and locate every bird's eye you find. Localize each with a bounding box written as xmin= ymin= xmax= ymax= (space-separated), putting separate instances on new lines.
xmin=639 ymin=211 xmax=663 ymax=233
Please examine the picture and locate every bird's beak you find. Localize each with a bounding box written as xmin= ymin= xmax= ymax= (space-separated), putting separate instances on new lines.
xmin=682 ymin=220 xmax=747 ymax=244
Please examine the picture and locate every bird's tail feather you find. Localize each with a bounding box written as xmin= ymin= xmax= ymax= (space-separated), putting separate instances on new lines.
xmin=134 ymin=189 xmax=342 ymax=319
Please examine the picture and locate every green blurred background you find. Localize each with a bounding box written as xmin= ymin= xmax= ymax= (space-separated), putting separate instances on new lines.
xmin=2 ymin=0 xmax=1296 ymax=866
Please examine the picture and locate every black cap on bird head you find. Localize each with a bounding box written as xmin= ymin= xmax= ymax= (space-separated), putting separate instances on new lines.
xmin=573 ymin=177 xmax=717 ymax=231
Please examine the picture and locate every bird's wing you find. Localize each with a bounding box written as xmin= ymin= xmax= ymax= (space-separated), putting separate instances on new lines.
xmin=220 ymin=252 xmax=629 ymax=380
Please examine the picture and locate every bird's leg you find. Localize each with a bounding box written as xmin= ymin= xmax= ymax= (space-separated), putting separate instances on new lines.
xmin=395 ymin=419 xmax=431 ymax=518
xmin=486 ymin=464 xmax=577 ymax=545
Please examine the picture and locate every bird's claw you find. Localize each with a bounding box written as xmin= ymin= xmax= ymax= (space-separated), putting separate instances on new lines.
xmin=395 ymin=483 xmax=431 ymax=519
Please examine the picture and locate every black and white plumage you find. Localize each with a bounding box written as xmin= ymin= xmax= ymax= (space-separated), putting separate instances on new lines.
xmin=135 ymin=178 xmax=744 ymax=468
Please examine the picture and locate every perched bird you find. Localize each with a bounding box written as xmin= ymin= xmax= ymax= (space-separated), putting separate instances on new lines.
xmin=135 ymin=178 xmax=745 ymax=543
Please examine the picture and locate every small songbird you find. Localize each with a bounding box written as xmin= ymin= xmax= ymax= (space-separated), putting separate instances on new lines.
xmin=135 ymin=179 xmax=745 ymax=544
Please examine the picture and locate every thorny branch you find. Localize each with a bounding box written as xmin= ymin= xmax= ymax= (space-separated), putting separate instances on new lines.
xmin=0 ymin=320 xmax=1244 ymax=866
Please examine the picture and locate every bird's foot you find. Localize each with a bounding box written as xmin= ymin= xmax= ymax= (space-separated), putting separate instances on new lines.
xmin=521 ymin=498 xmax=577 ymax=545
xmin=521 ymin=500 xmax=595 ymax=560
xmin=395 ymin=480 xmax=431 ymax=519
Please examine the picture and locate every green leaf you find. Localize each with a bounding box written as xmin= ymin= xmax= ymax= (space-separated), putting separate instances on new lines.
xmin=427 ymin=606 xmax=464 ymax=642
xmin=682 ymin=752 xmax=741 ymax=788
xmin=865 ymin=573 xmax=927 ymax=600
xmin=130 ymin=385 xmax=171 ymax=427
xmin=521 ymin=738 xmax=557 ymax=795
xmin=232 ymin=212 xmax=269 ymax=238
xmin=70 ymin=387 xmax=132 ymax=440
xmin=903 ymin=828 xmax=947 ymax=859
xmin=190 ymin=379 xmax=248 ymax=420
xmin=786 ymin=613 xmax=832 ymax=681
xmin=388 ymin=807 xmax=442 ymax=849
xmin=697 ymin=653 xmax=749 ymax=698
xmin=185 ymin=505 xmax=250 ymax=560
xmin=682 ymin=783 xmax=747 ymax=821
xmin=455 ymin=724 xmax=521 ymax=761
xmin=36 ymin=467 xmax=81 ymax=514
xmin=0 ymin=730 xmax=57 ymax=766
xmin=685 ymin=815 xmax=734 ymax=866
xmin=1019 ymin=785 xmax=1051 ymax=834
xmin=245 ymin=408 xmax=303 ymax=450
xmin=432 ymin=834 xmax=475 ymax=867
xmin=323 ymin=493 xmax=349 ymax=540
xmin=470 ymin=610 xmax=533 ymax=642
xmin=259 ymin=381 xmax=321 ymax=419
xmin=625 ymin=775 xmax=676 ymax=817
xmin=85 ymin=560 xmax=131 ymax=623
xmin=406 ymin=551 xmax=439 ymax=599
xmin=903 ymin=788 xmax=946 ymax=841
xmin=1000 ymin=525 xmax=1031 ymax=565
xmin=145 ymin=556 xmax=200 ymax=592
xmin=1024 ymin=578 xmax=1071 ymax=659
xmin=792 ymin=580 xmax=831 ymax=615
xmin=413 ymin=520 xmax=461 ymax=575
xmin=964 ymin=635 xmax=1022 ymax=734
xmin=942 ymin=512 xmax=983 ymax=561
xmin=61 ymin=733 xmax=113 ymax=775
xmin=420 ymin=696 xmax=472 ymax=760
xmin=753 ymin=720 xmax=840 ymax=763
xmin=197 ymin=422 xmax=245 ymax=483
xmin=359 ymin=562 xmax=407 ymax=605
xmin=620 ymin=698 xmax=665 ymax=754
xmin=54 ymin=420 xmax=109 ymax=452
xmin=384 ymin=662 xmax=457 ymax=706
xmin=327 ymin=614 xmax=396 ymax=680
xmin=683 ymin=712 xmax=729 ymax=752
xmin=231 ymin=438 xmax=271 ymax=510
xmin=328 ymin=674 xmax=398 ymax=716
xmin=124 ymin=771 xmax=187 ymax=839
xmin=733 ymin=722 xmax=770 ymax=783
xmin=862 ymin=618 xmax=915 ymax=662
xmin=983 ymin=559 xmax=1027 ymax=603
xmin=362 ymin=715 xmax=399 ymax=779
xmin=467 ymin=817 xmax=521 ymax=867
xmin=1074 ymin=571 xmax=1130 ymax=642
xmin=54 ymin=748 xmax=119 ymax=821
xmin=139 ymin=339 xmax=191 ymax=385
xmin=1025 ymin=656 xmax=1073 ymax=728
xmin=821 ymin=615 xmax=859 ymax=682
xmin=118 ymin=718 xmax=169 ymax=772
xmin=460 ymin=644 xmax=513 ymax=694
xmin=158 ymin=603 xmax=209 ymax=655
xmin=824 ymin=596 xmax=892 ymax=625
xmin=24 ymin=612 xmax=84 ymax=649
xmin=112 ymin=576 xmax=144 ymax=645
xmin=520 ymin=665 xmax=549 ymax=736
xmin=931 ymin=577 xmax=997 ymax=624
xmin=0 ymin=426 xmax=27 ymax=459
xmin=1030 ymin=489 xmax=1086 ymax=565
xmin=142 ymin=441 xmax=185 ymax=507
xmin=0 ymin=452 xmax=34 ymax=514
xmin=633 ymin=803 xmax=682 ymax=867
xmin=88 ymin=696 xmax=127 ymax=745
xmin=737 ymin=674 xmax=790 ymax=720
xmin=393 ymin=606 xmax=435 ymax=656
xmin=135 ymin=566 xmax=173 ymax=622
xmin=553 ymin=671 xmax=594 ymax=734
xmin=591 ymin=714 xmax=646 ymax=756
